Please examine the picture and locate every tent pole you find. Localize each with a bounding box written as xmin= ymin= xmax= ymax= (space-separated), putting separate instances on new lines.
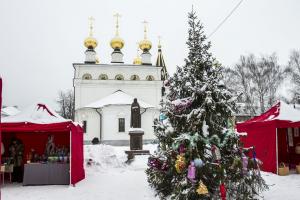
xmin=69 ymin=130 xmax=72 ymax=185
xmin=276 ymin=128 xmax=278 ymax=175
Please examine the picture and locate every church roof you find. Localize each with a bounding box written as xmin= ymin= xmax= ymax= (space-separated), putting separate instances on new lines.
xmin=156 ymin=47 xmax=168 ymax=81
xmin=83 ymin=90 xmax=154 ymax=109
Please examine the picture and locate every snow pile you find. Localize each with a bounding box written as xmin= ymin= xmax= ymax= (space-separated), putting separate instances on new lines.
xmin=84 ymin=144 xmax=127 ymax=172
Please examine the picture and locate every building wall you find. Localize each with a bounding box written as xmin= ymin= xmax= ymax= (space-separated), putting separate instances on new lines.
xmin=73 ymin=63 xmax=162 ymax=143
xmin=75 ymin=105 xmax=158 ymax=143
xmin=73 ymin=64 xmax=162 ymax=109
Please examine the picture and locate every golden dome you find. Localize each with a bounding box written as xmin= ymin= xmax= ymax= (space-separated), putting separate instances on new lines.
xmin=133 ymin=56 xmax=142 ymax=65
xmin=110 ymin=36 xmax=124 ymax=49
xmin=139 ymin=39 xmax=152 ymax=51
xmin=84 ymin=36 xmax=98 ymax=49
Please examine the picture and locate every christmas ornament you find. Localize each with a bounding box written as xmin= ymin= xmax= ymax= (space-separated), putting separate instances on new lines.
xmin=194 ymin=158 xmax=204 ymax=168
xmin=159 ymin=113 xmax=167 ymax=122
xmin=196 ymin=180 xmax=209 ymax=195
xmin=175 ymin=154 xmax=186 ymax=173
xmin=161 ymin=161 xmax=169 ymax=171
xmin=148 ymin=157 xmax=161 ymax=170
xmin=220 ymin=183 xmax=226 ymax=200
xmin=212 ymin=145 xmax=221 ymax=161
xmin=242 ymin=156 xmax=248 ymax=175
xmin=179 ymin=143 xmax=186 ymax=154
xmin=187 ymin=161 xmax=196 ymax=182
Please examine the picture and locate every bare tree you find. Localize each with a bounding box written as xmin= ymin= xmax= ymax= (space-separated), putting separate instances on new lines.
xmin=224 ymin=53 xmax=286 ymax=115
xmin=57 ymin=90 xmax=74 ymax=120
xmin=287 ymin=50 xmax=300 ymax=103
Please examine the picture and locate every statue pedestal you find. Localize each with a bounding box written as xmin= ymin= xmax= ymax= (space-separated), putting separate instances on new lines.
xmin=125 ymin=128 xmax=149 ymax=161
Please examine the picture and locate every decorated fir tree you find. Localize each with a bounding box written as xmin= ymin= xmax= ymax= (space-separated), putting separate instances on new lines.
xmin=146 ymin=10 xmax=267 ymax=200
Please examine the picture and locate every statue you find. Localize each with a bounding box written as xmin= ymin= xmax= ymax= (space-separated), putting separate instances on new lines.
xmin=130 ymin=98 xmax=141 ymax=128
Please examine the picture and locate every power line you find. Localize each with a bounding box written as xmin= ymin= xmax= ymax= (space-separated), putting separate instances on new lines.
xmin=208 ymin=0 xmax=245 ymax=38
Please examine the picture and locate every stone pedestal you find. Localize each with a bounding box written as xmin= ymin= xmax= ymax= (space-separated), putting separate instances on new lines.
xmin=125 ymin=129 xmax=149 ymax=161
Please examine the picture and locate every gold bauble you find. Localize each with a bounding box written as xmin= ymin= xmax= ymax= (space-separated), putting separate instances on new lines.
xmin=196 ymin=181 xmax=209 ymax=195
xmin=110 ymin=36 xmax=124 ymax=49
xmin=84 ymin=37 xmax=98 ymax=49
xmin=175 ymin=154 xmax=186 ymax=173
xmin=139 ymin=39 xmax=152 ymax=51
xmin=133 ymin=57 xmax=142 ymax=65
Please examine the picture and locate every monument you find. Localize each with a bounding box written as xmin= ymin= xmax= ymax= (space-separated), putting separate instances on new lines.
xmin=125 ymin=98 xmax=150 ymax=160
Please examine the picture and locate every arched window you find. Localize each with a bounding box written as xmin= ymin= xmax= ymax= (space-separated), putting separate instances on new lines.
xmin=146 ymin=75 xmax=155 ymax=81
xmin=115 ymin=74 xmax=124 ymax=80
xmin=82 ymin=73 xmax=92 ymax=80
xmin=130 ymin=75 xmax=140 ymax=81
xmin=99 ymin=74 xmax=108 ymax=80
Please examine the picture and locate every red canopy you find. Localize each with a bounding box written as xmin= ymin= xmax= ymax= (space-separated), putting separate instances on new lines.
xmin=1 ymin=103 xmax=85 ymax=185
xmin=0 ymin=77 xmax=2 ymax=166
xmin=237 ymin=101 xmax=300 ymax=174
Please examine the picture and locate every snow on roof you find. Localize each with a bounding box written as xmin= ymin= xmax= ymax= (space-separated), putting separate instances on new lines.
xmin=1 ymin=106 xmax=20 ymax=116
xmin=275 ymin=101 xmax=300 ymax=121
xmin=244 ymin=100 xmax=300 ymax=123
xmin=84 ymin=90 xmax=154 ymax=109
xmin=2 ymin=103 xmax=69 ymax=124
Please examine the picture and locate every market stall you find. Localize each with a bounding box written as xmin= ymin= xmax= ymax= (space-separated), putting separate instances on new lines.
xmin=1 ymin=103 xmax=85 ymax=185
xmin=237 ymin=101 xmax=300 ymax=175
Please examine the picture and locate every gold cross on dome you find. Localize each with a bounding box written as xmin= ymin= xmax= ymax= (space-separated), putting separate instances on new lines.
xmin=113 ymin=13 xmax=121 ymax=36
xmin=88 ymin=16 xmax=95 ymax=37
xmin=142 ymin=20 xmax=148 ymax=39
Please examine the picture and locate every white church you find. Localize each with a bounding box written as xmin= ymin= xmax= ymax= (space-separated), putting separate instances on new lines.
xmin=73 ymin=16 xmax=168 ymax=145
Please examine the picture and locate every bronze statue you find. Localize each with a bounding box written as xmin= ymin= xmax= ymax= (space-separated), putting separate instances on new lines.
xmin=130 ymin=98 xmax=141 ymax=128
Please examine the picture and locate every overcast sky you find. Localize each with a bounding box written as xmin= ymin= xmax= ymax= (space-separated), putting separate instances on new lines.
xmin=0 ymin=0 xmax=299 ymax=110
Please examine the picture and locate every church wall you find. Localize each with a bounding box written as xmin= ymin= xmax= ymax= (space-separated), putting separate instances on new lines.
xmin=101 ymin=106 xmax=158 ymax=141
xmin=73 ymin=63 xmax=163 ymax=109
xmin=75 ymin=108 xmax=100 ymax=142
xmin=73 ymin=63 xmax=162 ymax=143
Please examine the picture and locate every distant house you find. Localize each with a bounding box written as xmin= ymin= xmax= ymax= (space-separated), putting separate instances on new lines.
xmin=1 ymin=106 xmax=20 ymax=118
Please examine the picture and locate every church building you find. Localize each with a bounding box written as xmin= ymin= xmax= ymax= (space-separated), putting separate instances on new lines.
xmin=73 ymin=16 xmax=168 ymax=145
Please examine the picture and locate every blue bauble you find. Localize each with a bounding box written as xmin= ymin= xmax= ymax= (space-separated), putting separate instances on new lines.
xmin=194 ymin=158 xmax=203 ymax=168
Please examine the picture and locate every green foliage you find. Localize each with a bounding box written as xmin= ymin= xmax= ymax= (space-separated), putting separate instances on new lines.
xmin=146 ymin=10 xmax=268 ymax=200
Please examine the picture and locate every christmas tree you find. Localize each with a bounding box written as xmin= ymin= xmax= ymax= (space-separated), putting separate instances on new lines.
xmin=146 ymin=10 xmax=268 ymax=200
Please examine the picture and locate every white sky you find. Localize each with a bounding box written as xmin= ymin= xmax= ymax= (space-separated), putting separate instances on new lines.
xmin=0 ymin=0 xmax=299 ymax=109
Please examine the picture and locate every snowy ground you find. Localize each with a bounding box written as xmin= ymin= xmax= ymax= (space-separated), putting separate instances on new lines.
xmin=2 ymin=144 xmax=300 ymax=200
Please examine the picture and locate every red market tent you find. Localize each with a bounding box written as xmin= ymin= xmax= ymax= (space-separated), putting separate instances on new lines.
xmin=237 ymin=101 xmax=300 ymax=174
xmin=0 ymin=77 xmax=2 ymax=166
xmin=1 ymin=103 xmax=85 ymax=185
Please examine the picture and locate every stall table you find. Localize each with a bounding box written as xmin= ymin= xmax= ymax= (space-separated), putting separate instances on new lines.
xmin=23 ymin=163 xmax=69 ymax=186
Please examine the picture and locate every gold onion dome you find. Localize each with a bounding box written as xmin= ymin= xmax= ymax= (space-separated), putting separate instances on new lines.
xmin=139 ymin=39 xmax=152 ymax=51
xmin=139 ymin=20 xmax=152 ymax=51
xmin=84 ymin=37 xmax=98 ymax=49
xmin=110 ymin=36 xmax=124 ymax=49
xmin=84 ymin=17 xmax=98 ymax=49
xmin=133 ymin=56 xmax=142 ymax=65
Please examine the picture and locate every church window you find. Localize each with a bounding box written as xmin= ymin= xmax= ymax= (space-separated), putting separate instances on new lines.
xmin=118 ymin=118 xmax=125 ymax=132
xmin=99 ymin=74 xmax=108 ymax=80
xmin=130 ymin=75 xmax=140 ymax=80
xmin=146 ymin=75 xmax=155 ymax=81
xmin=82 ymin=73 xmax=92 ymax=80
xmin=115 ymin=74 xmax=124 ymax=80
xmin=83 ymin=120 xmax=87 ymax=133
